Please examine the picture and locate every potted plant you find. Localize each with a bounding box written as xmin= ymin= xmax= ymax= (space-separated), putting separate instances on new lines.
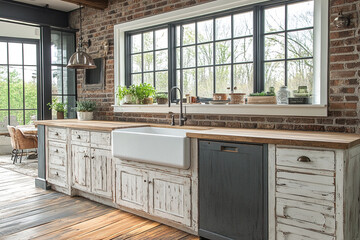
xmin=75 ymin=100 xmax=96 ymax=121
xmin=155 ymin=92 xmax=168 ymax=104
xmin=47 ymin=99 xmax=67 ymax=119
xmin=117 ymin=86 xmax=133 ymax=104
xmin=131 ymin=83 xmax=156 ymax=104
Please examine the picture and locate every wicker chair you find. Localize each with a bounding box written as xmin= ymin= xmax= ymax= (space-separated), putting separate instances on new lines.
xmin=13 ymin=127 xmax=38 ymax=163
xmin=7 ymin=126 xmax=18 ymax=163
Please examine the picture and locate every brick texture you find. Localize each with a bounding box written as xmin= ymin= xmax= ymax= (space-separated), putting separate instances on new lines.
xmin=70 ymin=0 xmax=360 ymax=133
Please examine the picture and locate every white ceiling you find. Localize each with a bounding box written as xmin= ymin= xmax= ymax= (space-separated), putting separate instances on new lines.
xmin=13 ymin=0 xmax=79 ymax=12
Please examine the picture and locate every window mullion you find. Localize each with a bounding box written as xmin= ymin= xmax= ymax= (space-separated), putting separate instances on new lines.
xmin=254 ymin=6 xmax=264 ymax=93
xmin=284 ymin=3 xmax=288 ymax=87
xmin=230 ymin=14 xmax=234 ymax=92
xmin=22 ymin=43 xmax=25 ymax=125
xmin=195 ymin=22 xmax=198 ymax=97
xmin=168 ymin=24 xmax=176 ymax=95
xmin=212 ymin=18 xmax=216 ymax=94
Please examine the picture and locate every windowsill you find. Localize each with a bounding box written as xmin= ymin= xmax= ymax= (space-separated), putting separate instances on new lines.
xmin=113 ymin=104 xmax=328 ymax=117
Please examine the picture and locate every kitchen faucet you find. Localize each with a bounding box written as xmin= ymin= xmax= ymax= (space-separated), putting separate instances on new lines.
xmin=168 ymin=86 xmax=187 ymax=126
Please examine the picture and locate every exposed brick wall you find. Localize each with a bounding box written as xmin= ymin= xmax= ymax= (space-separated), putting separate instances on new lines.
xmin=70 ymin=0 xmax=360 ymax=133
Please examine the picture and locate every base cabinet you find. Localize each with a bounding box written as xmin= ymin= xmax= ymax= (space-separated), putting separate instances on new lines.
xmin=115 ymin=162 xmax=192 ymax=227
xmin=91 ymin=148 xmax=112 ymax=199
xmin=71 ymin=145 xmax=91 ymax=192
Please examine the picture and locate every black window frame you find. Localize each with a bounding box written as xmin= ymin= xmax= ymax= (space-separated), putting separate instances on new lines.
xmin=124 ymin=0 xmax=314 ymax=101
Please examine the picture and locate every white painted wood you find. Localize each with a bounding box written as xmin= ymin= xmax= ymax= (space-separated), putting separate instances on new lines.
xmin=268 ymin=144 xmax=276 ymax=240
xmin=47 ymin=140 xmax=67 ymax=188
xmin=277 ymin=171 xmax=334 ymax=186
xmin=276 ymin=147 xmax=335 ymax=171
xmin=148 ymin=171 xmax=192 ymax=227
xmin=114 ymin=163 xmax=148 ymax=212
xmin=91 ymin=131 xmax=111 ymax=150
xmin=190 ymin=138 xmax=198 ymax=232
xmin=47 ymin=127 xmax=67 ymax=141
xmin=276 ymin=192 xmax=334 ymax=207
xmin=277 ymin=223 xmax=335 ymax=240
xmin=71 ymin=144 xmax=91 ymax=192
xmin=71 ymin=129 xmax=90 ymax=145
xmin=277 ymin=165 xmax=335 ymax=177
xmin=335 ymin=149 xmax=345 ymax=240
xmin=90 ymin=148 xmax=112 ymax=199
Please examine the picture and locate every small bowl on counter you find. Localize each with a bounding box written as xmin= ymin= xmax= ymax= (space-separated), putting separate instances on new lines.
xmin=229 ymin=93 xmax=246 ymax=104
xmin=213 ymin=93 xmax=228 ymax=101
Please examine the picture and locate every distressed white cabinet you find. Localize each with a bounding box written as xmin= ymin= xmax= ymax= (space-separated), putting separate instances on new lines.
xmin=115 ymin=161 xmax=192 ymax=227
xmin=91 ymin=148 xmax=112 ymax=199
xmin=71 ymin=144 xmax=91 ymax=192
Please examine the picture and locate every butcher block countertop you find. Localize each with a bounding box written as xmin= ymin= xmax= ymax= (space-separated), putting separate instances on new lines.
xmin=35 ymin=120 xmax=360 ymax=149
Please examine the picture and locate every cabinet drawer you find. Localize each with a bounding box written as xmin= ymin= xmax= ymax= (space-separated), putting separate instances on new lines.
xmin=276 ymin=147 xmax=335 ymax=171
xmin=276 ymin=198 xmax=335 ymax=235
xmin=277 ymin=223 xmax=335 ymax=240
xmin=71 ymin=129 xmax=90 ymax=144
xmin=48 ymin=168 xmax=67 ymax=186
xmin=48 ymin=141 xmax=67 ymax=163
xmin=48 ymin=127 xmax=67 ymax=141
xmin=91 ymin=131 xmax=111 ymax=149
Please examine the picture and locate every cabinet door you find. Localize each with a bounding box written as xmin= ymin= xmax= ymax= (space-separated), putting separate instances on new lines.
xmin=91 ymin=148 xmax=112 ymax=199
xmin=71 ymin=145 xmax=91 ymax=192
xmin=115 ymin=164 xmax=148 ymax=212
xmin=148 ymin=171 xmax=191 ymax=226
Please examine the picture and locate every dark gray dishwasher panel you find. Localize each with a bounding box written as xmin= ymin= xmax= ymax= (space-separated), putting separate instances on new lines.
xmin=199 ymin=140 xmax=268 ymax=240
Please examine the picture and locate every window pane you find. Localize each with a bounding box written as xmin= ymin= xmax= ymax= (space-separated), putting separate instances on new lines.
xmin=64 ymin=96 xmax=77 ymax=119
xmin=143 ymin=31 xmax=153 ymax=51
xmin=183 ymin=69 xmax=196 ymax=96
xmin=24 ymin=66 xmax=37 ymax=109
xmin=198 ymin=43 xmax=213 ymax=66
xmin=9 ymin=43 xmax=23 ymax=65
xmin=155 ymin=71 xmax=168 ymax=92
xmin=23 ymin=44 xmax=37 ymax=65
xmin=0 ymin=111 xmax=7 ymax=125
xmin=234 ymin=63 xmax=253 ymax=95
xmin=265 ymin=6 xmax=285 ymax=33
xmin=131 ymin=73 xmax=142 ymax=85
xmin=287 ymin=30 xmax=313 ymax=59
xmin=176 ymin=26 xmax=181 ymax=47
xmin=183 ymin=46 xmax=195 ymax=68
xmin=215 ymin=65 xmax=231 ymax=93
xmin=176 ymin=48 xmax=181 ymax=69
xmin=215 ymin=40 xmax=231 ymax=64
xmin=144 ymin=72 xmax=153 ymax=85
xmin=182 ymin=23 xmax=195 ymax=46
xmin=155 ymin=50 xmax=168 ymax=70
xmin=287 ymin=59 xmax=313 ymax=94
xmin=0 ymin=42 xmax=7 ymax=64
xmin=265 ymin=33 xmax=285 ymax=60
xmin=10 ymin=110 xmax=23 ymax=126
xmin=51 ymin=31 xmax=62 ymax=64
xmin=131 ymin=54 xmax=142 ymax=73
xmin=234 ymin=12 xmax=253 ymax=37
xmin=9 ymin=66 xmax=23 ymax=109
xmin=216 ymin=16 xmax=231 ymax=40
xmin=198 ymin=67 xmax=213 ymax=98
xmin=155 ymin=29 xmax=168 ymax=49
xmin=265 ymin=61 xmax=285 ymax=93
xmin=25 ymin=110 xmax=37 ymax=125
xmin=62 ymin=32 xmax=75 ymax=65
xmin=197 ymin=20 xmax=213 ymax=43
xmin=64 ymin=68 xmax=76 ymax=95
xmin=0 ymin=66 xmax=8 ymax=109
xmin=288 ymin=1 xmax=313 ymax=30
xmin=234 ymin=38 xmax=253 ymax=63
xmin=51 ymin=66 xmax=62 ymax=95
xmin=143 ymin=52 xmax=153 ymax=71
xmin=51 ymin=96 xmax=62 ymax=119
xmin=131 ymin=34 xmax=142 ymax=53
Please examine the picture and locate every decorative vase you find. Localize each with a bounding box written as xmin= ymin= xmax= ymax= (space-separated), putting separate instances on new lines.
xmin=276 ymin=86 xmax=290 ymax=104
xmin=124 ymin=94 xmax=133 ymax=104
xmin=56 ymin=111 xmax=64 ymax=119
xmin=77 ymin=111 xmax=93 ymax=121
xmin=229 ymin=93 xmax=246 ymax=104
xmin=157 ymin=98 xmax=168 ymax=105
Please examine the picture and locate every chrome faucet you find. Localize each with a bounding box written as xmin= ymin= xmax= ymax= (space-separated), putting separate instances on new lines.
xmin=168 ymin=86 xmax=187 ymax=126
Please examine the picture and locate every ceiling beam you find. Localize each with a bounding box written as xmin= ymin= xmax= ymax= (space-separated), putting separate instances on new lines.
xmin=61 ymin=0 xmax=108 ymax=10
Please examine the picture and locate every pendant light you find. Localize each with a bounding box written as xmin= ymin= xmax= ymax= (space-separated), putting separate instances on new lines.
xmin=67 ymin=5 xmax=96 ymax=69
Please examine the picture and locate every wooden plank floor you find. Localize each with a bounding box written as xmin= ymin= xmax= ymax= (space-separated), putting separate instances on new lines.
xmin=0 ymin=167 xmax=199 ymax=240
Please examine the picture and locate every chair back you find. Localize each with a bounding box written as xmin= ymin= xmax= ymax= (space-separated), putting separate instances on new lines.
xmin=14 ymin=128 xmax=37 ymax=150
xmin=7 ymin=126 xmax=17 ymax=149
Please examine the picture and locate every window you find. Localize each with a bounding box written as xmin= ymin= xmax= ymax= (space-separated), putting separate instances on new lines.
xmin=0 ymin=38 xmax=39 ymax=126
xmin=51 ymin=30 xmax=76 ymax=118
xmin=125 ymin=0 xmax=315 ymax=100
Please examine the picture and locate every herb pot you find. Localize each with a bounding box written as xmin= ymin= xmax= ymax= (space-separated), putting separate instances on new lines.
xmin=123 ymin=94 xmax=133 ymax=104
xmin=157 ymin=98 xmax=168 ymax=105
xmin=56 ymin=111 xmax=64 ymax=119
xmin=142 ymin=97 xmax=153 ymax=105
xmin=77 ymin=111 xmax=93 ymax=121
xmin=213 ymin=93 xmax=228 ymax=101
xmin=229 ymin=93 xmax=246 ymax=104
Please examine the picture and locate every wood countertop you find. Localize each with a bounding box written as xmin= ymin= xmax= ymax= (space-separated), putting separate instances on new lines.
xmin=35 ymin=120 xmax=360 ymax=149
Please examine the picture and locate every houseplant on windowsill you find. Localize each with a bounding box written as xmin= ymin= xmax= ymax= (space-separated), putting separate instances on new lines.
xmin=131 ymin=83 xmax=156 ymax=104
xmin=47 ymin=99 xmax=67 ymax=119
xmin=75 ymin=100 xmax=96 ymax=121
xmin=155 ymin=92 xmax=168 ymax=105
xmin=117 ymin=86 xmax=134 ymax=104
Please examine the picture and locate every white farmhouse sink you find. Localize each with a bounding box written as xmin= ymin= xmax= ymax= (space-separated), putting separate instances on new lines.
xmin=112 ymin=127 xmax=196 ymax=169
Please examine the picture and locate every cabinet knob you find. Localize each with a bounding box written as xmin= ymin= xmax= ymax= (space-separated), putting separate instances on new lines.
xmin=55 ymin=149 xmax=59 ymax=153
xmin=55 ymin=172 xmax=59 ymax=176
xmin=297 ymin=156 xmax=311 ymax=162
xmin=77 ymin=135 xmax=81 ymax=139
xmin=144 ymin=180 xmax=147 ymax=183
xmin=91 ymin=156 xmax=95 ymax=159
xmin=55 ymin=132 xmax=59 ymax=136
xmin=148 ymin=181 xmax=152 ymax=184
xmin=84 ymin=155 xmax=89 ymax=158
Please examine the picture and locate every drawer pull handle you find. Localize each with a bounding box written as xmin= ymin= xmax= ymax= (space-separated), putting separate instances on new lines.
xmin=220 ymin=146 xmax=238 ymax=153
xmin=148 ymin=181 xmax=152 ymax=184
xmin=144 ymin=180 xmax=147 ymax=183
xmin=55 ymin=149 xmax=59 ymax=153
xmin=55 ymin=172 xmax=59 ymax=176
xmin=77 ymin=135 xmax=81 ymax=139
xmin=84 ymin=155 xmax=89 ymax=158
xmin=55 ymin=132 xmax=59 ymax=136
xmin=297 ymin=156 xmax=311 ymax=162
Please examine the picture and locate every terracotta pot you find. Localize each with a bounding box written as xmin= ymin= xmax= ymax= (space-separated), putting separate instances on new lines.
xmin=213 ymin=93 xmax=228 ymax=101
xmin=229 ymin=93 xmax=246 ymax=104
xmin=142 ymin=97 xmax=153 ymax=105
xmin=77 ymin=112 xmax=93 ymax=121
xmin=157 ymin=98 xmax=168 ymax=105
xmin=56 ymin=111 xmax=64 ymax=119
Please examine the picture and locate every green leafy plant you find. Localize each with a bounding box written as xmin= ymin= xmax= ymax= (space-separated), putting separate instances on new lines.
xmin=130 ymin=83 xmax=156 ymax=103
xmin=154 ymin=92 xmax=168 ymax=100
xmin=249 ymin=91 xmax=275 ymax=97
xmin=117 ymin=86 xmax=130 ymax=101
xmin=75 ymin=100 xmax=96 ymax=112
xmin=47 ymin=99 xmax=67 ymax=113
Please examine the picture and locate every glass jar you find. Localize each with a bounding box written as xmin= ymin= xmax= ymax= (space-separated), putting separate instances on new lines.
xmin=276 ymin=86 xmax=290 ymax=104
